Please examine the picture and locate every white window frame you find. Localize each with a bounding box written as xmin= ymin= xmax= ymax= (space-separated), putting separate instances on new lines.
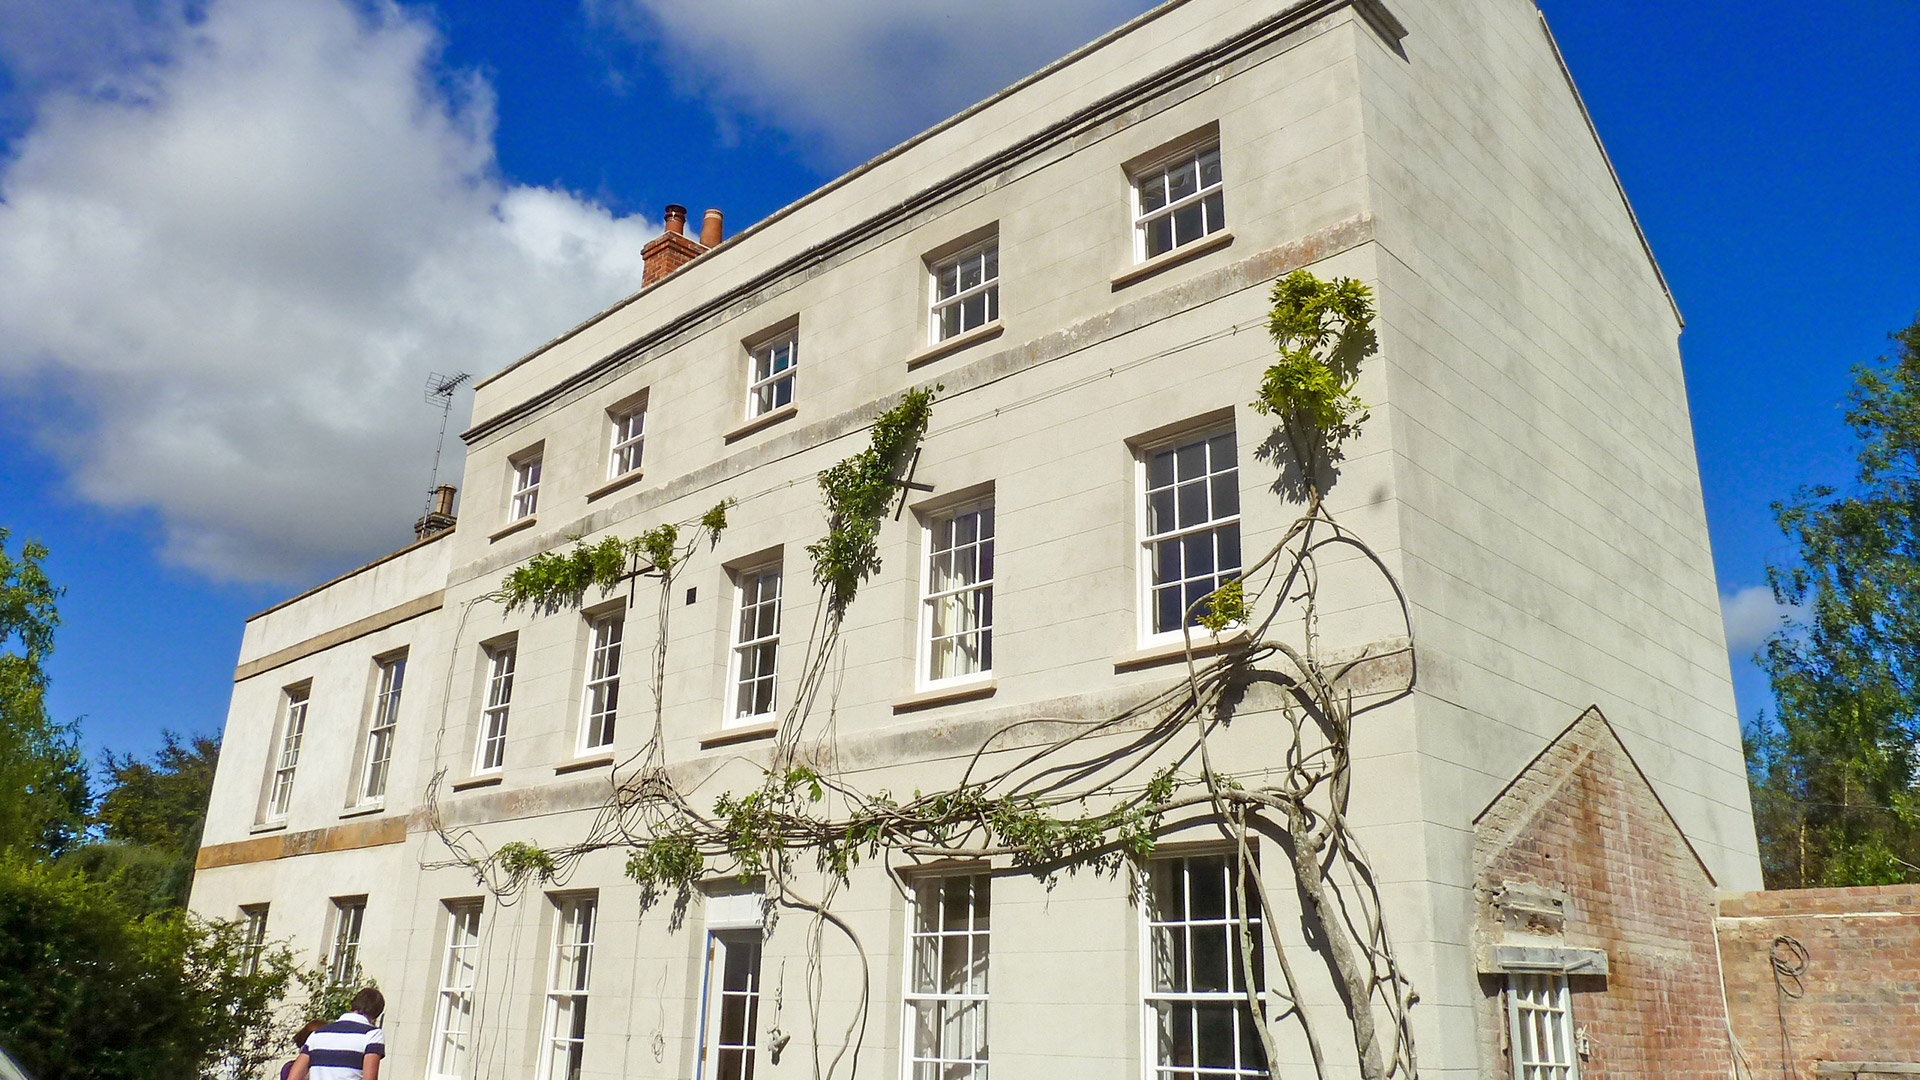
xmin=746 ymin=331 xmax=797 ymax=419
xmin=1136 ymin=426 xmax=1242 ymax=646
xmin=430 ymin=901 xmax=484 ymax=1080
xmin=539 ymin=894 xmax=597 ymax=1080
xmin=1140 ymin=852 xmax=1268 ymax=1080
xmin=240 ymin=904 xmax=270 ymax=976
xmin=579 ymin=613 xmax=623 ymax=754
xmin=901 ymin=871 xmax=990 ymax=1080
xmin=358 ymin=654 xmax=405 ymax=805
xmin=1508 ymin=973 xmax=1578 ymax=1080
xmin=918 ymin=501 xmax=994 ymax=689
xmin=1131 ymin=142 xmax=1226 ymax=263
xmin=326 ymin=896 xmax=367 ymax=987
xmin=928 ymin=241 xmax=999 ymax=345
xmin=608 ymin=402 xmax=646 ymax=480
xmin=697 ymin=924 xmax=763 ymax=1080
xmin=265 ymin=685 xmax=309 ymax=821
xmin=727 ymin=563 xmax=782 ymax=728
xmin=510 ymin=451 xmax=543 ymax=522
xmin=474 ymin=643 xmax=516 ymax=774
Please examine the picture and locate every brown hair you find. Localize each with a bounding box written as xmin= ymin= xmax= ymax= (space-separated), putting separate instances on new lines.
xmin=349 ymin=986 xmax=385 ymax=1021
xmin=294 ymin=1020 xmax=322 ymax=1050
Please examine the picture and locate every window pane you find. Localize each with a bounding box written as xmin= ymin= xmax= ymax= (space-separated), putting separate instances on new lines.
xmin=1139 ymin=173 xmax=1167 ymax=214
xmin=1199 ymin=149 xmax=1222 ymax=188
xmin=1168 ymin=158 xmax=1198 ymax=201
xmin=1172 ymin=201 xmax=1205 ymax=247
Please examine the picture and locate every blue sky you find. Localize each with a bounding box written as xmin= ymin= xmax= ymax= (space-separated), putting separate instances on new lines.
xmin=0 ymin=0 xmax=1914 ymax=766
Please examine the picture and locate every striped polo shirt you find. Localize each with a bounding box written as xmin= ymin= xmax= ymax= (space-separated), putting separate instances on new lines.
xmin=302 ymin=1011 xmax=386 ymax=1079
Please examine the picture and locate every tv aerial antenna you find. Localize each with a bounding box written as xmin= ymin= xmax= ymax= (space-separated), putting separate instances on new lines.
xmin=422 ymin=371 xmax=472 ymax=516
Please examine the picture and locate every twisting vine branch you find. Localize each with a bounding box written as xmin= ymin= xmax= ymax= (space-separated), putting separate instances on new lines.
xmin=421 ymin=273 xmax=1421 ymax=1080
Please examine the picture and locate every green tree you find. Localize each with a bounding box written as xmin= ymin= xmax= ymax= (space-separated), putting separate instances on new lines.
xmin=83 ymin=731 xmax=221 ymax=911
xmin=0 ymin=529 xmax=89 ymax=857
xmin=1752 ymin=314 xmax=1920 ymax=887
xmin=0 ymin=851 xmax=295 ymax=1080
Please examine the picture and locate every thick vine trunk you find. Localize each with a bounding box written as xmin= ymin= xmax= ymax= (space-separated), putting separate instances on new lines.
xmin=1284 ymin=806 xmax=1387 ymax=1080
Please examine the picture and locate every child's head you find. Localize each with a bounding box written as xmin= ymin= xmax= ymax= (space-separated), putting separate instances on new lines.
xmin=349 ymin=986 xmax=386 ymax=1022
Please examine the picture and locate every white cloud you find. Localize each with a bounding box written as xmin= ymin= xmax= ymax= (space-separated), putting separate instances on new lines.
xmin=589 ymin=0 xmax=1157 ymax=160
xmin=0 ymin=0 xmax=656 ymax=582
xmin=1722 ymin=585 xmax=1797 ymax=656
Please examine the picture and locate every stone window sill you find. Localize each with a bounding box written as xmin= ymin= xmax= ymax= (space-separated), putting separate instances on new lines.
xmin=339 ymin=804 xmax=385 ymax=820
xmin=249 ymin=820 xmax=289 ymax=835
xmin=700 ymin=721 xmax=779 ymax=748
xmin=586 ymin=470 xmax=646 ymax=503
xmin=489 ymin=515 xmax=537 ymax=543
xmin=555 ymin=754 xmax=615 ymax=776
xmin=1113 ymin=629 xmax=1248 ymax=672
xmin=906 ymin=320 xmax=1003 ymax=370
xmin=724 ymin=403 xmax=798 ymax=443
xmin=1111 ymin=229 xmax=1234 ymax=290
xmin=893 ymin=678 xmax=997 ymax=714
xmin=450 ymin=774 xmax=503 ymax=792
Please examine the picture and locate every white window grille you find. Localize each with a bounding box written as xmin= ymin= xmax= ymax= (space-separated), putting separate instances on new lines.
xmin=700 ymin=929 xmax=763 ymax=1080
xmin=730 ymin=565 xmax=782 ymax=725
xmin=1145 ymin=853 xmax=1267 ymax=1080
xmin=327 ymin=897 xmax=366 ymax=986
xmin=609 ymin=405 xmax=646 ymax=479
xmin=430 ymin=902 xmax=484 ymax=1080
xmin=241 ymin=905 xmax=270 ymax=976
xmin=266 ymin=686 xmax=309 ymax=820
xmin=359 ymin=655 xmax=405 ymax=803
xmin=904 ymin=874 xmax=989 ymax=1080
xmin=747 ymin=333 xmax=797 ymax=418
xmin=930 ymin=243 xmax=999 ymax=343
xmin=581 ymin=614 xmax=623 ymax=752
xmin=475 ymin=645 xmax=515 ymax=773
xmin=540 ymin=895 xmax=597 ymax=1080
xmin=511 ymin=453 xmax=543 ymax=521
xmin=1508 ymin=973 xmax=1578 ymax=1080
xmin=921 ymin=503 xmax=994 ymax=684
xmin=1132 ymin=144 xmax=1225 ymax=262
xmin=1140 ymin=429 xmax=1241 ymax=639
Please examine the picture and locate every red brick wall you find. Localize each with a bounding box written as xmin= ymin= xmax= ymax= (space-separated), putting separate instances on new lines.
xmin=1473 ymin=708 xmax=1735 ymax=1080
xmin=1717 ymin=885 xmax=1920 ymax=1076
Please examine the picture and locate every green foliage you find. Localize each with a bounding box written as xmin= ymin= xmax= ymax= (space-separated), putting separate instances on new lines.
xmin=496 ymin=841 xmax=559 ymax=888
xmin=56 ymin=842 xmax=192 ymax=919
xmin=82 ymin=730 xmax=221 ymax=911
xmin=499 ymin=535 xmax=632 ymax=614
xmin=639 ymin=523 xmax=680 ymax=574
xmin=1252 ymin=270 xmax=1377 ymax=490
xmin=0 ymin=852 xmax=295 ymax=1080
xmin=495 ymin=500 xmax=733 ymax=614
xmin=625 ymin=834 xmax=705 ymax=894
xmin=1197 ymin=578 xmax=1247 ymax=633
xmin=1752 ymin=313 xmax=1920 ymax=887
xmin=290 ymin=961 xmax=373 ymax=1026
xmin=96 ymin=731 xmax=220 ymax=854
xmin=0 ymin=529 xmax=90 ymax=857
xmin=807 ymin=387 xmax=937 ymax=616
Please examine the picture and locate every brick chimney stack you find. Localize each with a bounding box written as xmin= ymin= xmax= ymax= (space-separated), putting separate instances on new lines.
xmin=642 ymin=203 xmax=717 ymax=288
xmin=414 ymin=484 xmax=457 ymax=540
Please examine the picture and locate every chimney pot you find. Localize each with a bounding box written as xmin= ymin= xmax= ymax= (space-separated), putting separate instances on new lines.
xmin=414 ymin=484 xmax=458 ymax=540
xmin=663 ymin=204 xmax=687 ymax=235
xmin=700 ymin=208 xmax=724 ymax=248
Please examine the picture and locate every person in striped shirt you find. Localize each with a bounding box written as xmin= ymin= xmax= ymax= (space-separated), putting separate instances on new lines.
xmin=287 ymin=988 xmax=386 ymax=1080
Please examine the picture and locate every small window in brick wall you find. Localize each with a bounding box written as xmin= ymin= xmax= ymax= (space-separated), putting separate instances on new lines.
xmin=1507 ymin=972 xmax=1578 ymax=1080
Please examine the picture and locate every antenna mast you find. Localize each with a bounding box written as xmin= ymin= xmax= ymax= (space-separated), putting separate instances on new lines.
xmin=422 ymin=371 xmax=472 ymax=518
